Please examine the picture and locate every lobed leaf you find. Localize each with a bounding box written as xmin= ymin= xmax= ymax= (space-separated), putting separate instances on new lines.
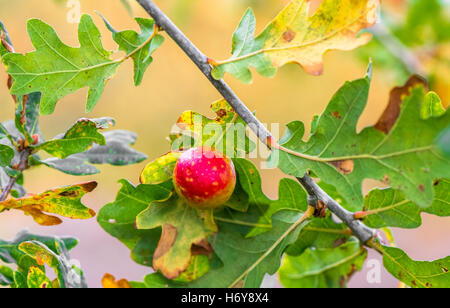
xmin=212 ymin=0 xmax=379 ymax=83
xmin=100 ymin=15 xmax=164 ymax=86
xmin=270 ymin=73 xmax=450 ymax=210
xmin=97 ymin=180 xmax=173 ymax=267
xmin=3 ymin=15 xmax=120 ymax=114
xmin=378 ymin=245 xmax=450 ymax=288
xmin=0 ymin=181 xmax=97 ymax=226
xmin=136 ymin=195 xmax=218 ymax=280
xmin=359 ymin=178 xmax=450 ymax=229
xmin=187 ymin=210 xmax=311 ymax=288
xmin=215 ymin=159 xmax=308 ymax=237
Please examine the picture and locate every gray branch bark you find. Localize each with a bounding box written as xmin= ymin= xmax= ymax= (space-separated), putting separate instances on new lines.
xmin=136 ymin=0 xmax=376 ymax=243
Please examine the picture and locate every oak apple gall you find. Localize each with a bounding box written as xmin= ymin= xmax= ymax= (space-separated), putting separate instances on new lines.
xmin=173 ymin=146 xmax=236 ymax=209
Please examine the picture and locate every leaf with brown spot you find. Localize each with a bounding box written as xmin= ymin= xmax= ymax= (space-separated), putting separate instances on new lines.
xmin=374 ymin=75 xmax=428 ymax=134
xmin=211 ymin=0 xmax=379 ymax=83
xmin=271 ymin=71 xmax=450 ymax=210
xmin=136 ymin=195 xmax=217 ymax=280
xmin=329 ymin=160 xmax=354 ymax=175
xmin=102 ymin=273 xmax=132 ymax=288
xmin=0 ymin=182 xmax=97 ymax=226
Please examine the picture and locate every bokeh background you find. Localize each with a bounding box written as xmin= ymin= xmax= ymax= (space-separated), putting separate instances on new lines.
xmin=0 ymin=0 xmax=448 ymax=288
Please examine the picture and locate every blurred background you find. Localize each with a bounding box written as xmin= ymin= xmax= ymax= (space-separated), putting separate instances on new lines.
xmin=0 ymin=0 xmax=448 ymax=288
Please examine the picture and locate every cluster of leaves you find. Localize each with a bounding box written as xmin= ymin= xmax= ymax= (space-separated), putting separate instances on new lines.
xmin=1 ymin=0 xmax=449 ymax=289
xmin=0 ymin=9 xmax=163 ymax=288
xmin=98 ymin=73 xmax=450 ymax=288
xmin=0 ymin=231 xmax=85 ymax=288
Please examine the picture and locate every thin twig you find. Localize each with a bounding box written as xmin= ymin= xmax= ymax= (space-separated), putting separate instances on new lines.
xmin=136 ymin=0 xmax=376 ymax=243
xmin=0 ymin=148 xmax=31 ymax=202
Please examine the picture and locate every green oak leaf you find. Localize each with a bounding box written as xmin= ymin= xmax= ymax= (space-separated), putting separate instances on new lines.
xmin=97 ymin=179 xmax=173 ymax=267
xmin=26 ymin=266 xmax=53 ymax=288
xmin=269 ymin=73 xmax=450 ymax=210
xmin=2 ymin=15 xmax=120 ymax=114
xmin=215 ymin=158 xmax=308 ymax=237
xmin=34 ymin=117 xmax=114 ymax=159
xmin=211 ymin=0 xmax=378 ymax=83
xmin=187 ymin=209 xmax=311 ymax=288
xmin=0 ymin=231 xmax=81 ymax=288
xmin=136 ymin=194 xmax=218 ymax=280
xmin=170 ymin=99 xmax=255 ymax=157
xmin=100 ymin=15 xmax=164 ymax=86
xmin=359 ymin=178 xmax=450 ymax=229
xmin=378 ymin=244 xmax=450 ymax=288
xmin=279 ymin=240 xmax=367 ymax=288
xmin=0 ymin=181 xmax=97 ymax=226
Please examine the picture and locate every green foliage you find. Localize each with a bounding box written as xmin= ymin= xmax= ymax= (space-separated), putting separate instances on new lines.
xmin=97 ymin=180 xmax=173 ymax=267
xmin=360 ymin=179 xmax=450 ymax=229
xmin=0 ymin=0 xmax=449 ymax=290
xmin=0 ymin=231 xmax=85 ymax=288
xmin=279 ymin=240 xmax=367 ymax=288
xmin=269 ymin=71 xmax=450 ymax=210
xmin=2 ymin=14 xmax=163 ymax=115
xmin=100 ymin=15 xmax=164 ymax=86
xmin=378 ymin=244 xmax=450 ymax=288
xmin=3 ymin=15 xmax=119 ymax=114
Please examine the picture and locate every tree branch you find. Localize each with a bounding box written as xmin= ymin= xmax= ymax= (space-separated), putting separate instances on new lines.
xmin=0 ymin=21 xmax=31 ymax=203
xmin=136 ymin=0 xmax=376 ymax=243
